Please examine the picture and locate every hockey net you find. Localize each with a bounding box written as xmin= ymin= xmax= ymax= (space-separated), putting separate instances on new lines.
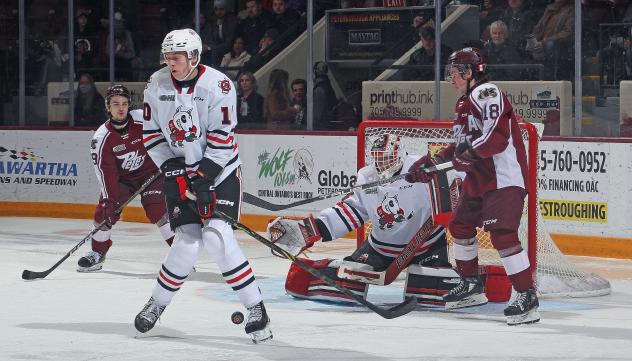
xmin=357 ymin=120 xmax=610 ymax=298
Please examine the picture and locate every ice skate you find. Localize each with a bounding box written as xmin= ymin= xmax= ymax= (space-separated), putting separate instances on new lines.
xmin=134 ymin=297 xmax=166 ymax=333
xmin=504 ymin=288 xmax=540 ymax=325
xmin=77 ymin=251 xmax=106 ymax=272
xmin=443 ymin=276 xmax=488 ymax=309
xmin=245 ymin=301 xmax=272 ymax=344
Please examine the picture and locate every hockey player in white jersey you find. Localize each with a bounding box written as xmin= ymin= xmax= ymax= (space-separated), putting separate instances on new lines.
xmin=136 ymin=29 xmax=271 ymax=343
xmin=268 ymin=134 xmax=460 ymax=304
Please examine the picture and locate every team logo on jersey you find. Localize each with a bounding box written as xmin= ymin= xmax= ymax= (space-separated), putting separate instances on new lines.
xmin=376 ymin=193 xmax=413 ymax=230
xmin=168 ymin=105 xmax=198 ymax=147
xmin=116 ymin=150 xmax=145 ymax=171
xmin=113 ymin=144 xmax=126 ymax=152
xmin=218 ymin=79 xmax=231 ymax=94
xmin=478 ymin=87 xmax=498 ymax=100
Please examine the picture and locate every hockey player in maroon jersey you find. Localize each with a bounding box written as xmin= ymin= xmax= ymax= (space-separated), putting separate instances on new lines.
xmin=77 ymin=85 xmax=174 ymax=272
xmin=406 ymin=47 xmax=539 ymax=325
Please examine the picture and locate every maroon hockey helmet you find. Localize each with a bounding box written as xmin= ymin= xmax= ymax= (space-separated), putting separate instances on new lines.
xmin=105 ymin=84 xmax=131 ymax=106
xmin=444 ymin=47 xmax=487 ymax=82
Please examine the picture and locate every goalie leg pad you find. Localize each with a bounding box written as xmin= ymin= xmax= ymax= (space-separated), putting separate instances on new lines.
xmin=404 ymin=265 xmax=461 ymax=306
xmin=285 ymin=258 xmax=368 ymax=304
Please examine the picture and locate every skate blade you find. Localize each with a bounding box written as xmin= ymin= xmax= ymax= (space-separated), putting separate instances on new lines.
xmin=444 ymin=294 xmax=488 ymax=310
xmin=506 ymin=309 xmax=540 ymax=325
xmin=249 ymin=325 xmax=273 ymax=344
xmin=76 ymin=264 xmax=104 ymax=272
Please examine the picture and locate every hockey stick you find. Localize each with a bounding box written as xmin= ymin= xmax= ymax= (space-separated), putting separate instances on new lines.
xmin=243 ymin=161 xmax=453 ymax=211
xmin=21 ymin=171 xmax=162 ymax=281
xmin=213 ymin=209 xmax=418 ymax=319
xmin=338 ymin=216 xmax=438 ymax=286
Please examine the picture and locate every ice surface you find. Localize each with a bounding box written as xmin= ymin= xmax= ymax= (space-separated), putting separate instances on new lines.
xmin=2 ymin=217 xmax=632 ymax=361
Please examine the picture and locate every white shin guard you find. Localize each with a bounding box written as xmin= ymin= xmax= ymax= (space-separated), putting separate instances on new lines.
xmin=203 ymin=218 xmax=262 ymax=308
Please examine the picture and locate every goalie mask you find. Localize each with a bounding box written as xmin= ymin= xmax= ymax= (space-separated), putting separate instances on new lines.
xmin=370 ymin=134 xmax=405 ymax=180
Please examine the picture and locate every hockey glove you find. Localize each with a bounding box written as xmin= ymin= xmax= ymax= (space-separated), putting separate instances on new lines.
xmin=161 ymin=158 xmax=189 ymax=201
xmin=405 ymin=154 xmax=440 ymax=183
xmin=99 ymin=198 xmax=121 ymax=226
xmin=190 ymin=173 xmax=216 ymax=219
xmin=453 ymin=143 xmax=481 ymax=172
xmin=267 ymin=215 xmax=322 ymax=257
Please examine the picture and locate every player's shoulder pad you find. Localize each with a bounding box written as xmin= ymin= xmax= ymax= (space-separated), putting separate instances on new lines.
xmin=201 ymin=65 xmax=235 ymax=97
xmin=129 ymin=109 xmax=143 ymax=123
xmin=145 ymin=67 xmax=170 ymax=92
xmin=91 ymin=124 xmax=109 ymax=150
xmin=357 ymin=165 xmax=378 ymax=185
xmin=402 ymin=154 xmax=423 ymax=173
xmin=470 ymin=82 xmax=501 ymax=107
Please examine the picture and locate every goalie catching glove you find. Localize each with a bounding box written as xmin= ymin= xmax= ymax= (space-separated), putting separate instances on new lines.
xmin=267 ymin=215 xmax=323 ymax=257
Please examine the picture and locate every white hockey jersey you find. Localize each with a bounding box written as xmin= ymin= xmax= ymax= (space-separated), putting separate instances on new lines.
xmin=318 ymin=155 xmax=447 ymax=258
xmin=142 ymin=65 xmax=240 ymax=185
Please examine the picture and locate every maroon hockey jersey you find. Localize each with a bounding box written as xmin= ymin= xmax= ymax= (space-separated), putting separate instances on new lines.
xmin=440 ymin=82 xmax=529 ymax=196
xmin=90 ymin=110 xmax=158 ymax=200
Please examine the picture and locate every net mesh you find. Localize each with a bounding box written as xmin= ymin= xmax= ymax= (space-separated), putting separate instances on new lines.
xmin=359 ymin=121 xmax=610 ymax=298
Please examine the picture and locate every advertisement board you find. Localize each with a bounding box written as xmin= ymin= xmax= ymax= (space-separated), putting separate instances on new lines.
xmin=538 ymin=140 xmax=632 ymax=238
xmin=237 ymin=133 xmax=357 ymax=216
xmin=2 ymin=130 xmax=631 ymax=240
xmin=326 ymin=7 xmax=433 ymax=63
xmin=362 ymin=81 xmax=573 ymax=135
xmin=0 ymin=130 xmax=99 ymax=203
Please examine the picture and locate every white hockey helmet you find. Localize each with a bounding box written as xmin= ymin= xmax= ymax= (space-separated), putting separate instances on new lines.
xmin=161 ymin=28 xmax=202 ymax=62
xmin=370 ymin=134 xmax=405 ymax=180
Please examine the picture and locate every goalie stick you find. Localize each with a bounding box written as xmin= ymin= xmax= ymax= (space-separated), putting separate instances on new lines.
xmin=213 ymin=209 xmax=418 ymax=319
xmin=21 ymin=171 xmax=162 ymax=281
xmin=337 ymin=216 xmax=437 ymax=286
xmin=243 ymin=162 xmax=453 ymax=211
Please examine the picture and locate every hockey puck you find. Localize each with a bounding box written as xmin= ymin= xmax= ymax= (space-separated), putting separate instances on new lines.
xmin=231 ymin=311 xmax=244 ymax=325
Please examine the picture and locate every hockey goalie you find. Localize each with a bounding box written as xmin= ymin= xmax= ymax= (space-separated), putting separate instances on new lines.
xmin=268 ymin=134 xmax=463 ymax=305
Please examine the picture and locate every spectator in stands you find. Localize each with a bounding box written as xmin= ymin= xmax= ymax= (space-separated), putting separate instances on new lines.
xmin=221 ymin=36 xmax=252 ymax=80
xmin=238 ymin=0 xmax=273 ymax=55
xmin=313 ymin=62 xmax=337 ymax=130
xmin=74 ymin=73 xmax=107 ymax=127
xmin=407 ymin=27 xmax=452 ymax=81
xmin=108 ymin=12 xmax=137 ymax=81
xmin=243 ymin=28 xmax=280 ymax=72
xmin=500 ymin=0 xmax=542 ymax=55
xmin=75 ymin=38 xmax=96 ymax=76
xmin=526 ymin=0 xmax=574 ymax=80
xmin=186 ymin=12 xmax=214 ymax=66
xmin=237 ymin=71 xmax=265 ymax=128
xmin=75 ymin=10 xmax=100 ymax=77
xmin=271 ymin=0 xmax=301 ymax=39
xmin=207 ymin=0 xmax=238 ymax=66
xmin=26 ymin=38 xmax=65 ymax=95
xmin=290 ymin=78 xmax=307 ymax=127
xmin=264 ymin=69 xmax=297 ymax=129
xmin=483 ymin=20 xmax=522 ymax=80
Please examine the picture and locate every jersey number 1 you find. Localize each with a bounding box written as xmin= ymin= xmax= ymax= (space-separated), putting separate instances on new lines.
xmin=220 ymin=106 xmax=231 ymax=125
